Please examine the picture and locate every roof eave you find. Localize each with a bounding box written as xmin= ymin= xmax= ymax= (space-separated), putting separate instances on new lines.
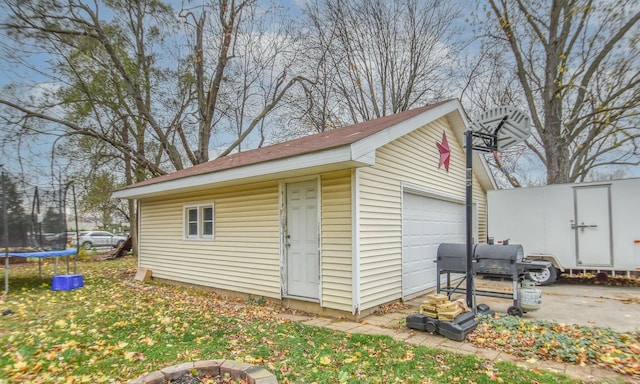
xmin=350 ymin=99 xmax=461 ymax=160
xmin=113 ymin=145 xmax=375 ymax=199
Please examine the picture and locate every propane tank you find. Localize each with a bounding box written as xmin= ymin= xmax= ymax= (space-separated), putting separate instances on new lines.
xmin=518 ymin=280 xmax=542 ymax=312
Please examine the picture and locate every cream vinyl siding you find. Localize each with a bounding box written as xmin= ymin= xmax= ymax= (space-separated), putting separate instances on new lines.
xmin=138 ymin=181 xmax=281 ymax=298
xmin=358 ymin=117 xmax=488 ymax=310
xmin=320 ymin=171 xmax=353 ymax=312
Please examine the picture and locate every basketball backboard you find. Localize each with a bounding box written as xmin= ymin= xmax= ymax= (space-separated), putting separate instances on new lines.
xmin=471 ymin=106 xmax=530 ymax=151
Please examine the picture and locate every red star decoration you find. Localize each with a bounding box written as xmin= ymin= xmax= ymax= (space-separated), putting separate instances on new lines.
xmin=436 ymin=132 xmax=451 ymax=172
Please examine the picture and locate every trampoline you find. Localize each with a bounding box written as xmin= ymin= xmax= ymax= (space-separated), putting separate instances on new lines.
xmin=3 ymin=248 xmax=79 ymax=296
xmin=1 ymin=168 xmax=80 ymax=296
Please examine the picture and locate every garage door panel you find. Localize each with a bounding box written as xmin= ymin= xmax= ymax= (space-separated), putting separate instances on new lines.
xmin=402 ymin=192 xmax=465 ymax=297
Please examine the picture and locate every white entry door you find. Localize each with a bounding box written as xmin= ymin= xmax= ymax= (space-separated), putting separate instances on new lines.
xmin=402 ymin=192 xmax=466 ymax=297
xmin=285 ymin=180 xmax=320 ymax=300
xmin=574 ymin=186 xmax=612 ymax=267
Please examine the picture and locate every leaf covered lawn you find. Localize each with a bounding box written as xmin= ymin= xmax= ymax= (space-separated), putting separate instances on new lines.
xmin=1 ymin=257 xmax=584 ymax=383
xmin=469 ymin=314 xmax=640 ymax=377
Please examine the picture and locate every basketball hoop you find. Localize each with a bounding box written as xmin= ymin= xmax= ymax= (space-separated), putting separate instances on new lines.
xmin=471 ymin=106 xmax=530 ymax=152
xmin=463 ymin=106 xmax=531 ymax=311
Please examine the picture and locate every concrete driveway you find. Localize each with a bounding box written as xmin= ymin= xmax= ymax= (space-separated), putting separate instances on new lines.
xmin=413 ymin=278 xmax=640 ymax=333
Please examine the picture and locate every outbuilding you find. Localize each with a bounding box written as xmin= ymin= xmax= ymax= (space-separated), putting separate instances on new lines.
xmin=114 ymin=99 xmax=495 ymax=317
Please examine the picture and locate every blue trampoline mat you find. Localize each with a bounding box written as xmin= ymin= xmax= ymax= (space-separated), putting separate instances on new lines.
xmin=4 ymin=248 xmax=78 ymax=258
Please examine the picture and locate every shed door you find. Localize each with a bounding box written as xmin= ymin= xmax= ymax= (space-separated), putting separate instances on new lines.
xmin=574 ymin=186 xmax=612 ymax=267
xmin=285 ymin=180 xmax=320 ymax=300
xmin=402 ymin=192 xmax=465 ymax=297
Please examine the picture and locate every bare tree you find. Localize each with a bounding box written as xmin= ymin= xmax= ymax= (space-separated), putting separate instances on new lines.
xmin=0 ymin=0 xmax=308 ymax=168
xmin=483 ymin=0 xmax=640 ymax=184
xmin=296 ymin=0 xmax=463 ymax=129
xmin=0 ymin=0 xmax=187 ymax=176
xmin=179 ymin=0 xmax=308 ymax=161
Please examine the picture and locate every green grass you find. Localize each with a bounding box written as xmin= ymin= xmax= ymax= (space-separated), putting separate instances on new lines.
xmin=0 ymin=257 xmax=586 ymax=383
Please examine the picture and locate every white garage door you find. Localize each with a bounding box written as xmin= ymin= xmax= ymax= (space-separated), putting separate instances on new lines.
xmin=402 ymin=192 xmax=465 ymax=297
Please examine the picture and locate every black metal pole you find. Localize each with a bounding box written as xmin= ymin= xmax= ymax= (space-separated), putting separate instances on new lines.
xmin=72 ymin=184 xmax=79 ymax=274
xmin=465 ymin=131 xmax=474 ymax=310
xmin=61 ymin=177 xmax=70 ymax=274
xmin=2 ymin=167 xmax=9 ymax=296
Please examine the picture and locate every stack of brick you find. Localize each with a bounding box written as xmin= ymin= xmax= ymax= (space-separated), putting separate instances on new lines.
xmin=419 ymin=294 xmax=468 ymax=321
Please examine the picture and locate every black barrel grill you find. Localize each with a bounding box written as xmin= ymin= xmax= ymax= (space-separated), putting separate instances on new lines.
xmin=436 ymin=243 xmax=551 ymax=315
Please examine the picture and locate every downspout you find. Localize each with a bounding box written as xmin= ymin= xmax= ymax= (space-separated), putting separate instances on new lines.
xmin=316 ymin=177 xmax=322 ymax=305
xmin=136 ymin=199 xmax=141 ymax=268
xmin=279 ymin=182 xmax=286 ymax=297
xmin=351 ymin=169 xmax=361 ymax=315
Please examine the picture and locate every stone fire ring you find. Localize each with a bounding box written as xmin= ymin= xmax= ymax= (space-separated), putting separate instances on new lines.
xmin=128 ymin=359 xmax=278 ymax=384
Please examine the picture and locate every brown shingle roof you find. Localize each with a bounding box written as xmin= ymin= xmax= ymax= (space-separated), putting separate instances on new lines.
xmin=120 ymin=101 xmax=450 ymax=190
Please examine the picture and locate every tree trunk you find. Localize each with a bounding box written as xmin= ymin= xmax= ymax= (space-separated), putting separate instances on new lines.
xmin=544 ymin=134 xmax=571 ymax=184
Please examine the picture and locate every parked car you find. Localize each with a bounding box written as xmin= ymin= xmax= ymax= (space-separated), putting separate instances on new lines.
xmin=47 ymin=232 xmax=78 ymax=248
xmin=75 ymin=231 xmax=127 ymax=250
